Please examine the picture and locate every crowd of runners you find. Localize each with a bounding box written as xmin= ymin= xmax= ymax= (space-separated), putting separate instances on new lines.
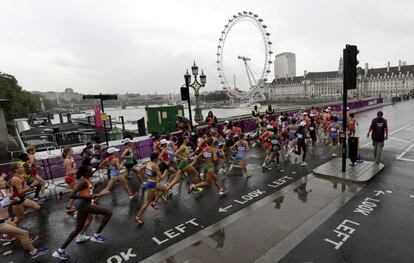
xmin=0 ymin=104 xmax=359 ymax=260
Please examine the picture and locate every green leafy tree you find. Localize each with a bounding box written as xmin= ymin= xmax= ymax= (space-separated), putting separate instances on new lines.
xmin=199 ymin=91 xmax=230 ymax=101
xmin=0 ymin=72 xmax=54 ymax=120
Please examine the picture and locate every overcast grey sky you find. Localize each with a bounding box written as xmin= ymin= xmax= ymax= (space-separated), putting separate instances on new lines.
xmin=1 ymin=0 xmax=413 ymax=94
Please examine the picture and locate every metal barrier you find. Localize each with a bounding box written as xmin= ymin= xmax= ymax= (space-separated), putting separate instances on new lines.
xmin=54 ymin=131 xmax=96 ymax=148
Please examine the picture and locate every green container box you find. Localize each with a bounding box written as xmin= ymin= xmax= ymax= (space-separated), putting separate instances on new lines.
xmin=145 ymin=105 xmax=184 ymax=134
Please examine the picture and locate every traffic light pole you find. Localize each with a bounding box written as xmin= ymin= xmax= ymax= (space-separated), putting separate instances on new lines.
xmin=342 ymin=44 xmax=359 ymax=173
xmin=342 ymin=77 xmax=348 ymax=173
xmin=100 ymin=94 xmax=109 ymax=146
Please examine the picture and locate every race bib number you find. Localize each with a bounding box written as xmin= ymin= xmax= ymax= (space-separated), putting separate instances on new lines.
xmin=309 ymin=127 xmax=314 ymax=131
xmin=168 ymin=153 xmax=175 ymax=160
xmin=297 ymin=134 xmax=304 ymax=139
xmin=270 ymin=139 xmax=279 ymax=144
xmin=202 ymin=152 xmax=212 ymax=159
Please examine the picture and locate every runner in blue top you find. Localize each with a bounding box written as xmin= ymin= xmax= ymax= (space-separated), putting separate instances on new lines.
xmin=230 ymin=134 xmax=251 ymax=178
xmin=96 ymin=147 xmax=137 ymax=202
xmin=328 ymin=116 xmax=341 ymax=157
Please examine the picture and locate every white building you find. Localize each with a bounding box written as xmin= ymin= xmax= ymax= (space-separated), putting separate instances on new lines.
xmin=265 ymin=60 xmax=414 ymax=100
xmin=274 ymin=52 xmax=296 ymax=79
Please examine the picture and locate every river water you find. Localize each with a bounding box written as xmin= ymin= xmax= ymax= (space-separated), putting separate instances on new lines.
xmin=52 ymin=103 xmax=304 ymax=131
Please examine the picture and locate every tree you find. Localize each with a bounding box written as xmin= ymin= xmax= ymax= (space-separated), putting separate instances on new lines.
xmin=199 ymin=91 xmax=230 ymax=101
xmin=0 ymin=72 xmax=55 ymax=120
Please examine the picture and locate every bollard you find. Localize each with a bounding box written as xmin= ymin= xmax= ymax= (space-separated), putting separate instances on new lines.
xmin=67 ymin=112 xmax=72 ymax=123
xmin=59 ymin=113 xmax=64 ymax=124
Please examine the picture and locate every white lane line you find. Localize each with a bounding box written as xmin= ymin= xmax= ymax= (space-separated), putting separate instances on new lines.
xmin=361 ymin=124 xmax=411 ymax=148
xmin=388 ymin=137 xmax=410 ymax=143
xmin=2 ymin=250 xmax=12 ymax=256
xmin=2 ymin=241 xmax=11 ymax=246
xmin=409 ymin=195 xmax=414 ymax=199
xmin=396 ymin=157 xmax=414 ymax=162
xmin=396 ymin=143 xmax=414 ymax=160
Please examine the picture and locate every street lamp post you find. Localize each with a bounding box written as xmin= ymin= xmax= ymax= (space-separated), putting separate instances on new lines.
xmin=183 ymin=61 xmax=206 ymax=124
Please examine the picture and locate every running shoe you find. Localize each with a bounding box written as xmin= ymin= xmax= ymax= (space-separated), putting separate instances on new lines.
xmin=30 ymin=247 xmax=48 ymax=259
xmin=30 ymin=235 xmax=39 ymax=242
xmin=219 ymin=168 xmax=226 ymax=175
xmin=66 ymin=207 xmax=76 ymax=214
xmin=332 ymin=153 xmax=337 ymax=157
xmin=245 ymin=171 xmax=252 ymax=178
xmin=150 ymin=201 xmax=158 ymax=209
xmin=219 ymin=187 xmax=228 ymax=196
xmin=57 ymin=191 xmax=63 ymax=200
xmin=199 ymin=173 xmax=205 ymax=181
xmin=195 ymin=187 xmax=204 ymax=192
xmin=228 ymin=164 xmax=234 ymax=171
xmin=129 ymin=192 xmax=138 ymax=200
xmin=1 ymin=234 xmax=16 ymax=242
xmin=76 ymin=234 xmax=91 ymax=243
xmin=134 ymin=216 xmax=144 ymax=225
xmin=91 ymin=234 xmax=107 ymax=243
xmin=52 ymin=249 xmax=70 ymax=260
xmin=188 ymin=183 xmax=195 ymax=193
xmin=300 ymin=161 xmax=307 ymax=166
xmin=277 ymin=164 xmax=281 ymax=167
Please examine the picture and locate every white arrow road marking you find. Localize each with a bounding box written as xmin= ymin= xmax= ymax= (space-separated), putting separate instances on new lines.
xmin=2 ymin=241 xmax=11 ymax=247
xmin=386 ymin=190 xmax=392 ymax=194
xmin=218 ymin=205 xmax=233 ymax=212
xmin=3 ymin=250 xmax=12 ymax=256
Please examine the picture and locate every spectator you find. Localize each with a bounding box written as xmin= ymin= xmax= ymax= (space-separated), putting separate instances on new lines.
xmin=205 ymin=111 xmax=218 ymax=126
xmin=252 ymin=105 xmax=260 ymax=118
xmin=367 ymin=111 xmax=388 ymax=164
xmin=266 ymin=104 xmax=275 ymax=115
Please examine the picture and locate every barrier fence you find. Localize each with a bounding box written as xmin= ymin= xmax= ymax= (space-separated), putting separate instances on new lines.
xmin=0 ymin=98 xmax=383 ymax=181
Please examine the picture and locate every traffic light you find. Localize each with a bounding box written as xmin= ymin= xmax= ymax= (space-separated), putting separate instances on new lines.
xmin=343 ymin=44 xmax=359 ymax=90
xmin=180 ymin=87 xmax=189 ymax=101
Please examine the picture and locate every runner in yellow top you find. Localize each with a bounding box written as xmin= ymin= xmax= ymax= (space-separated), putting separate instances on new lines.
xmin=134 ymin=152 xmax=168 ymax=225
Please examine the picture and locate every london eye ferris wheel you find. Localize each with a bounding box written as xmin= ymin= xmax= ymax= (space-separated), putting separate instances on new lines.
xmin=216 ymin=11 xmax=273 ymax=101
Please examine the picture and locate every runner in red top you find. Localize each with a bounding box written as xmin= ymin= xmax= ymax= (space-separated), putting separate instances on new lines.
xmin=9 ymin=162 xmax=40 ymax=225
xmin=58 ymin=146 xmax=77 ymax=213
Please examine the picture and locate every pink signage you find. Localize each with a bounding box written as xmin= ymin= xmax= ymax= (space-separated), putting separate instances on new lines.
xmin=94 ymin=105 xmax=103 ymax=128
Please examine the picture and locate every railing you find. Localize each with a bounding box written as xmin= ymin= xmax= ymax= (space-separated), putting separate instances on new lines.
xmin=19 ymin=130 xmax=96 ymax=150
xmin=0 ymin=97 xmax=383 ymax=181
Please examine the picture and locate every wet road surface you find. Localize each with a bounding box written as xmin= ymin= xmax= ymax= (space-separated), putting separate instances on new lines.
xmin=1 ymin=100 xmax=413 ymax=263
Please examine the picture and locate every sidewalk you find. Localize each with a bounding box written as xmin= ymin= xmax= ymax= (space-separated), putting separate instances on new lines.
xmin=141 ymin=174 xmax=363 ymax=263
